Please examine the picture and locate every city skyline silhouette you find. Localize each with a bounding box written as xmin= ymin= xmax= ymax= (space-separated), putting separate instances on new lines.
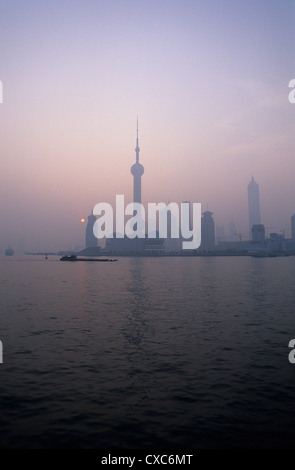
xmin=0 ymin=1 xmax=294 ymax=253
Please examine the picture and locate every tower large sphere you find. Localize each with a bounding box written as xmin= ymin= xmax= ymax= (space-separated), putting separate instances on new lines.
xmin=131 ymin=162 xmax=144 ymax=176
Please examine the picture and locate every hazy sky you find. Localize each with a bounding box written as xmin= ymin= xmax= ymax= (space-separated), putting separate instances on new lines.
xmin=0 ymin=0 xmax=294 ymax=252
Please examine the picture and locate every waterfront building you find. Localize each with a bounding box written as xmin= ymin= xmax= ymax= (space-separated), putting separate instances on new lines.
xmin=85 ymin=212 xmax=98 ymax=248
xmin=200 ymin=210 xmax=215 ymax=250
xmin=251 ymin=224 xmax=265 ymax=243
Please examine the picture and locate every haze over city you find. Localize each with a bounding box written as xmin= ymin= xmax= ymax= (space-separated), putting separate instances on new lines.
xmin=0 ymin=0 xmax=294 ymax=253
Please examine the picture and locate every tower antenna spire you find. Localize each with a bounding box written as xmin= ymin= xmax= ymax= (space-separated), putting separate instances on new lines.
xmin=135 ymin=116 xmax=140 ymax=163
xmin=131 ymin=116 xmax=144 ymax=203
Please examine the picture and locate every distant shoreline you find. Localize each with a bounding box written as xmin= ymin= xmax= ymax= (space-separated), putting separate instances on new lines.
xmin=23 ymin=251 xmax=295 ymax=258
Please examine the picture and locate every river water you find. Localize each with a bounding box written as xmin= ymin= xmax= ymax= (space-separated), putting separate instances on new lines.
xmin=0 ymin=255 xmax=294 ymax=448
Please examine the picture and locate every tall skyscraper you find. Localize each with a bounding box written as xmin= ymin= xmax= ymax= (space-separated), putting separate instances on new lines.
xmin=200 ymin=211 xmax=215 ymax=250
xmin=85 ymin=212 xmax=98 ymax=248
xmin=248 ymin=176 xmax=261 ymax=236
xmin=130 ymin=118 xmax=144 ymax=204
xmin=291 ymin=214 xmax=295 ymax=239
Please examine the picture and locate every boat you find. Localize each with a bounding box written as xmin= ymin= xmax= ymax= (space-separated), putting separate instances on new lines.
xmin=5 ymin=247 xmax=14 ymax=256
xmin=60 ymin=255 xmax=117 ymax=262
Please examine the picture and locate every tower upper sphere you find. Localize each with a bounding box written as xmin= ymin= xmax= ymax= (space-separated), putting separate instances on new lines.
xmin=131 ymin=162 xmax=144 ymax=176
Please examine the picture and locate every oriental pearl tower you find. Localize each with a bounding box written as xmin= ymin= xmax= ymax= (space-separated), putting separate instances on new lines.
xmin=131 ymin=118 xmax=144 ymax=204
